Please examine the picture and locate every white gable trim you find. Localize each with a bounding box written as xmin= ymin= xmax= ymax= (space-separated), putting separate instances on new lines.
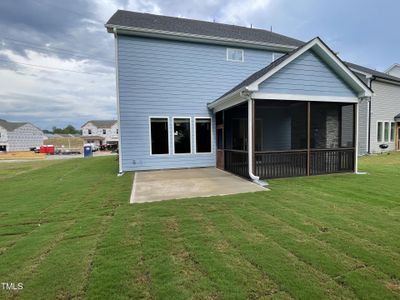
xmin=246 ymin=38 xmax=372 ymax=97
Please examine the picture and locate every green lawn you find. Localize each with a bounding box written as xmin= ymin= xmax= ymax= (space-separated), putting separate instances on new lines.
xmin=1 ymin=154 xmax=400 ymax=299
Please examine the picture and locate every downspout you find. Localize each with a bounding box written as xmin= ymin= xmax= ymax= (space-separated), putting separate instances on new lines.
xmin=367 ymin=76 xmax=375 ymax=154
xmin=244 ymin=92 xmax=268 ymax=186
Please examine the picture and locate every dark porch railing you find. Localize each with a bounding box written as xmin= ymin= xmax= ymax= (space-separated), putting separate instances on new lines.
xmin=310 ymin=148 xmax=354 ymax=175
xmin=225 ymin=148 xmax=355 ymax=179
xmin=224 ymin=150 xmax=248 ymax=178
xmin=255 ymin=150 xmax=308 ymax=179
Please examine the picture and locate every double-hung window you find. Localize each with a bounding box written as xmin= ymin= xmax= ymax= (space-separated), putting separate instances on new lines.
xmin=195 ymin=118 xmax=211 ymax=153
xmin=390 ymin=122 xmax=395 ymax=142
xmin=384 ymin=122 xmax=390 ymax=142
xmin=377 ymin=121 xmax=395 ymax=143
xmin=173 ymin=118 xmax=191 ymax=154
xmin=150 ymin=118 xmax=169 ymax=155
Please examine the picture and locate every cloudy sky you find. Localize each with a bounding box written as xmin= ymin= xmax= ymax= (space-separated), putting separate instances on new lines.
xmin=0 ymin=0 xmax=399 ymax=130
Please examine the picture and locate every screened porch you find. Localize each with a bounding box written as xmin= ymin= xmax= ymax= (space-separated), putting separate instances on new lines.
xmin=217 ymin=100 xmax=356 ymax=179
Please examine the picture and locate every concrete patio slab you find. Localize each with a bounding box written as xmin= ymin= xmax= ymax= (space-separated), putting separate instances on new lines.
xmin=130 ymin=167 xmax=267 ymax=203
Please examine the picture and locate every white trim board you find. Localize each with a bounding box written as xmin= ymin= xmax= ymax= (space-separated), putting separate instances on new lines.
xmin=251 ymin=93 xmax=359 ymax=103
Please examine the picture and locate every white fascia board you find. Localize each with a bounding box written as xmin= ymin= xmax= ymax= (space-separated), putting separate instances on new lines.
xmin=106 ymin=25 xmax=298 ymax=52
xmin=374 ymin=77 xmax=400 ymax=87
xmin=247 ymin=38 xmax=372 ymax=97
xmin=207 ymin=88 xmax=245 ymax=110
xmin=251 ymin=93 xmax=359 ymax=103
xmin=210 ymin=93 xmax=247 ymax=112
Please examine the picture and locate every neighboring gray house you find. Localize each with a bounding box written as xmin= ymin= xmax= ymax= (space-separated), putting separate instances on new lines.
xmin=386 ymin=64 xmax=400 ymax=78
xmin=0 ymin=119 xmax=44 ymax=152
xmin=346 ymin=63 xmax=400 ymax=154
xmin=81 ymin=120 xmax=118 ymax=146
xmin=106 ymin=10 xmax=372 ymax=179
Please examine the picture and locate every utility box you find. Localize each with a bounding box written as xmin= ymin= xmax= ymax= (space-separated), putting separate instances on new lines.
xmin=83 ymin=144 xmax=93 ymax=157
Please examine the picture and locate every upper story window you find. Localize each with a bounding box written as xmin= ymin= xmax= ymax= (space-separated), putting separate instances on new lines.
xmin=88 ymin=129 xmax=92 ymax=135
xmin=103 ymin=129 xmax=106 ymax=134
xmin=226 ymin=48 xmax=244 ymax=62
xmin=116 ymin=129 xmax=119 ymax=134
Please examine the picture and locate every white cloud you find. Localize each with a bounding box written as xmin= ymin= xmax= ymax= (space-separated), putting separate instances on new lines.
xmin=0 ymin=48 xmax=115 ymax=128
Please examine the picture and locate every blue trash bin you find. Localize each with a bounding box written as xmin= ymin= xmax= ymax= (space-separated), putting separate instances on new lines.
xmin=83 ymin=144 xmax=93 ymax=157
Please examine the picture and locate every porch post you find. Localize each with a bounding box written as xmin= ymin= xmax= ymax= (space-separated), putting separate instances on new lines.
xmin=354 ymin=102 xmax=359 ymax=173
xmin=307 ymin=102 xmax=311 ymax=176
xmin=247 ymin=98 xmax=260 ymax=182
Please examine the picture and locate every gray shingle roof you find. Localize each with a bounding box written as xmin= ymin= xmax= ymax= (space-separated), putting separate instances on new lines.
xmin=345 ymin=62 xmax=400 ymax=83
xmin=82 ymin=120 xmax=117 ymax=129
xmin=106 ymin=10 xmax=304 ymax=48
xmin=0 ymin=119 xmax=28 ymax=131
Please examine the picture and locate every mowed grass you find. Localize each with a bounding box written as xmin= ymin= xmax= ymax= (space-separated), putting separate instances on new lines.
xmin=1 ymin=154 xmax=400 ymax=299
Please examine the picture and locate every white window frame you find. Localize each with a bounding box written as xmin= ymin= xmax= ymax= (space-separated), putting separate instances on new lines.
xmin=390 ymin=121 xmax=395 ymax=142
xmin=384 ymin=121 xmax=390 ymax=142
xmin=377 ymin=121 xmax=383 ymax=143
xmin=226 ymin=48 xmax=244 ymax=62
xmin=149 ymin=116 xmax=170 ymax=156
xmin=377 ymin=120 xmax=396 ymax=143
xmin=172 ymin=117 xmax=192 ymax=155
xmin=194 ymin=117 xmax=213 ymax=154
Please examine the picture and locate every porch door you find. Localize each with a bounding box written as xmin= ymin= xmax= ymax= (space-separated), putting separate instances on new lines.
xmin=216 ymin=125 xmax=224 ymax=169
xmin=397 ymin=124 xmax=400 ymax=151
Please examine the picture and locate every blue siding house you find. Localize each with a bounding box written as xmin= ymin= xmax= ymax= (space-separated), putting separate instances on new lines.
xmin=106 ymin=10 xmax=372 ymax=180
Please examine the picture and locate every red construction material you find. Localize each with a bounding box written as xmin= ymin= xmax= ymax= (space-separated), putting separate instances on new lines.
xmin=40 ymin=145 xmax=55 ymax=155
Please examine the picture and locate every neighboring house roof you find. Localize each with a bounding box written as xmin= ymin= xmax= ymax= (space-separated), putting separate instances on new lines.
xmin=394 ymin=113 xmax=400 ymax=121
xmin=209 ymin=37 xmax=372 ymax=109
xmin=81 ymin=120 xmax=117 ymax=129
xmin=385 ymin=63 xmax=400 ymax=73
xmin=0 ymin=119 xmax=28 ymax=131
xmin=105 ymin=10 xmax=304 ymax=50
xmin=346 ymin=62 xmax=400 ymax=84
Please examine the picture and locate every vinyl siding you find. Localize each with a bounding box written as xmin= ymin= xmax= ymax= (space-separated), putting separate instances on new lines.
xmin=258 ymin=50 xmax=356 ymax=97
xmin=117 ymin=35 xmax=279 ymax=171
xmin=387 ymin=65 xmax=400 ymax=78
xmin=358 ymin=98 xmax=369 ymax=155
xmin=369 ymin=80 xmax=400 ymax=153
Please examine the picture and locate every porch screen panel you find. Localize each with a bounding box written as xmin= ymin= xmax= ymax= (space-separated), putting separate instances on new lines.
xmin=223 ymin=102 xmax=249 ymax=178
xmin=310 ymin=102 xmax=355 ymax=175
xmin=255 ymin=101 xmax=307 ymax=151
xmin=340 ymin=104 xmax=354 ymax=147
xmin=254 ymin=100 xmax=308 ymax=179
